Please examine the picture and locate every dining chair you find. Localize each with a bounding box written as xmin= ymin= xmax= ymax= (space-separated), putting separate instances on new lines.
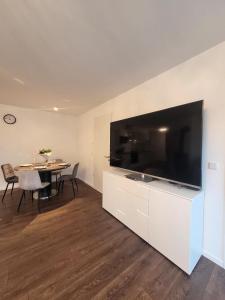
xmin=17 ymin=170 xmax=50 ymax=212
xmin=52 ymin=158 xmax=63 ymax=187
xmin=1 ymin=164 xmax=18 ymax=203
xmin=58 ymin=163 xmax=79 ymax=197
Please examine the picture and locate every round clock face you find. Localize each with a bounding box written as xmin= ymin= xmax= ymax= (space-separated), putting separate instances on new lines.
xmin=3 ymin=114 xmax=16 ymax=125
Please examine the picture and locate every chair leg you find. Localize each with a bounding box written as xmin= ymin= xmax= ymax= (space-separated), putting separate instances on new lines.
xmin=58 ymin=180 xmax=61 ymax=193
xmin=71 ymin=180 xmax=75 ymax=198
xmin=62 ymin=180 xmax=65 ymax=192
xmin=17 ymin=190 xmax=25 ymax=212
xmin=37 ymin=198 xmax=41 ymax=213
xmin=48 ymin=190 xmax=51 ymax=199
xmin=56 ymin=174 xmax=58 ymax=188
xmin=32 ymin=191 xmax=34 ymax=204
xmin=11 ymin=182 xmax=15 ymax=196
xmin=1 ymin=183 xmax=9 ymax=203
xmin=74 ymin=179 xmax=78 ymax=192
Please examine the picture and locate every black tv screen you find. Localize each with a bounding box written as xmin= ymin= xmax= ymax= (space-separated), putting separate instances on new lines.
xmin=110 ymin=100 xmax=203 ymax=188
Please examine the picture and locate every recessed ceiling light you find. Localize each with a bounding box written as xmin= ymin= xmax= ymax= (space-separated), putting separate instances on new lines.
xmin=158 ymin=127 xmax=169 ymax=132
xmin=53 ymin=107 xmax=59 ymax=111
xmin=13 ymin=77 xmax=25 ymax=85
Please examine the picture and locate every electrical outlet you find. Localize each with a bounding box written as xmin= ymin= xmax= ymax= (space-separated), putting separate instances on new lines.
xmin=208 ymin=162 xmax=217 ymax=170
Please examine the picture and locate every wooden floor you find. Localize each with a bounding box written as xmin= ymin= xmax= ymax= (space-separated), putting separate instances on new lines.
xmin=0 ymin=181 xmax=225 ymax=300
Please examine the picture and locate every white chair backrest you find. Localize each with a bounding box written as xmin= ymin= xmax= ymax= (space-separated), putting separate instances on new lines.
xmin=18 ymin=171 xmax=43 ymax=191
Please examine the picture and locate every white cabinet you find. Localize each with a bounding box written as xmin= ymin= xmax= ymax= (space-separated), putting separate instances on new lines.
xmin=103 ymin=170 xmax=204 ymax=275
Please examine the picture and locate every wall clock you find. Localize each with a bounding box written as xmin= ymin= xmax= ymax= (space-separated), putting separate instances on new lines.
xmin=3 ymin=114 xmax=17 ymax=125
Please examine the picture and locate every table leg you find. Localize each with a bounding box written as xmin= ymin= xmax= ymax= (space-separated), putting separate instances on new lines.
xmin=38 ymin=171 xmax=57 ymax=200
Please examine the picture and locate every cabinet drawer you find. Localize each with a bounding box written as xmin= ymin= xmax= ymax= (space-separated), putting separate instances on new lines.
xmin=116 ymin=186 xmax=149 ymax=242
xmin=115 ymin=185 xmax=149 ymax=216
xmin=107 ymin=172 xmax=151 ymax=200
xmin=129 ymin=208 xmax=149 ymax=242
xmin=114 ymin=208 xmax=129 ymax=226
xmin=121 ymin=177 xmax=150 ymax=200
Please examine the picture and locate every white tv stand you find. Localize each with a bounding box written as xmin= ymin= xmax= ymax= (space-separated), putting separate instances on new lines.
xmin=103 ymin=169 xmax=204 ymax=275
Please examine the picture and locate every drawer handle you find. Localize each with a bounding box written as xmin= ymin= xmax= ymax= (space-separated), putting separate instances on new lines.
xmin=117 ymin=209 xmax=126 ymax=216
xmin=137 ymin=209 xmax=148 ymax=217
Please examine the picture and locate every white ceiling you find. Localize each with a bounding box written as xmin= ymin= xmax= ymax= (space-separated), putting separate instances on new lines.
xmin=0 ymin=0 xmax=225 ymax=115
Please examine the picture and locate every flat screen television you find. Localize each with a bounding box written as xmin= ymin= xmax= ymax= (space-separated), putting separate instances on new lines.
xmin=110 ymin=100 xmax=203 ymax=188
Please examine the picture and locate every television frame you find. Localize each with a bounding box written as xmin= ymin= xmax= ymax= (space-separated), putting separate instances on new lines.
xmin=110 ymin=100 xmax=203 ymax=190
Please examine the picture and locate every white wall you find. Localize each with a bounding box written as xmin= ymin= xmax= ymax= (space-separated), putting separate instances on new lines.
xmin=77 ymin=41 xmax=225 ymax=268
xmin=0 ymin=104 xmax=78 ymax=190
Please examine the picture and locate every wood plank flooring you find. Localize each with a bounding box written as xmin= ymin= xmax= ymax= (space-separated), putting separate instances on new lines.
xmin=0 ymin=180 xmax=225 ymax=299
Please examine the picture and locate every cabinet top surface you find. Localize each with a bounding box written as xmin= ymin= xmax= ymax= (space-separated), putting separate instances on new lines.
xmin=104 ymin=169 xmax=203 ymax=201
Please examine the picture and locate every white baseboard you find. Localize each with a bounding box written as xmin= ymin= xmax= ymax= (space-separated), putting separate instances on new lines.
xmin=203 ymin=250 xmax=224 ymax=268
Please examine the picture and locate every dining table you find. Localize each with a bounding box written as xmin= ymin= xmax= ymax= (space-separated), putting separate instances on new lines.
xmin=14 ymin=162 xmax=71 ymax=199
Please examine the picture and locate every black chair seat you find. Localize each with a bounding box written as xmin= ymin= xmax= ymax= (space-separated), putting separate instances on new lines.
xmin=6 ymin=176 xmax=18 ymax=183
xmin=59 ymin=174 xmax=73 ymax=181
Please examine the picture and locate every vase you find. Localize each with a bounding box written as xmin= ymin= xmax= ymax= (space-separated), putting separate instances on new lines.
xmin=40 ymin=152 xmax=52 ymax=163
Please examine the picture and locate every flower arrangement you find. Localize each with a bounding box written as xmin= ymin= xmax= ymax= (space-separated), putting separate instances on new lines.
xmin=39 ymin=148 xmax=52 ymax=155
